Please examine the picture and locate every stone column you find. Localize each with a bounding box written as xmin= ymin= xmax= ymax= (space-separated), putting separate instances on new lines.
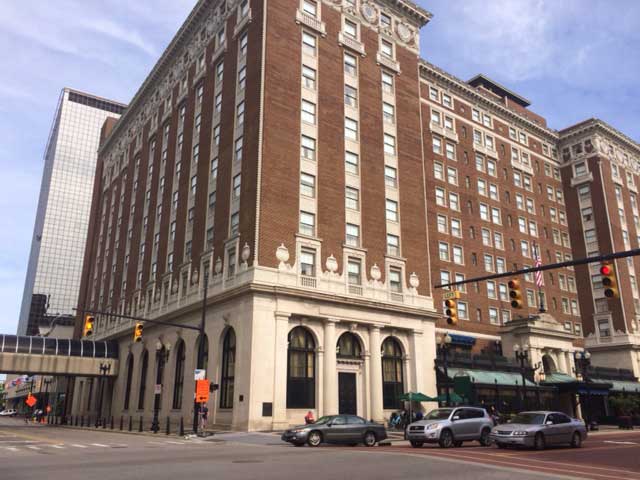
xmin=323 ymin=319 xmax=338 ymax=415
xmin=363 ymin=352 xmax=371 ymax=420
xmin=410 ymin=330 xmax=425 ymax=394
xmin=566 ymin=351 xmax=576 ymax=377
xmin=556 ymin=350 xmax=568 ymax=374
xmin=271 ymin=312 xmax=290 ymax=429
xmin=369 ymin=326 xmax=384 ymax=422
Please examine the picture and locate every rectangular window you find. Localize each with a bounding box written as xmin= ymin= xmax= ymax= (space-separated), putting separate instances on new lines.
xmin=387 ymin=234 xmax=400 ymax=256
xmin=240 ymin=32 xmax=248 ymax=57
xmin=348 ymin=258 xmax=362 ymax=285
xmin=384 ymin=165 xmax=397 ymax=187
xmin=449 ymin=192 xmax=459 ymax=211
xmin=384 ymin=134 xmax=396 ymax=155
xmin=344 ymin=19 xmax=358 ymax=38
xmin=345 ymin=85 xmax=358 ymax=107
xmin=435 ymin=187 xmax=446 ymax=206
xmin=487 ymin=281 xmax=496 ymax=299
xmin=302 ymin=100 xmax=316 ymax=124
xmin=345 ymin=151 xmax=359 ymax=174
xmin=236 ymin=101 xmax=245 ymax=126
xmin=452 ymin=245 xmax=463 ymax=265
xmin=345 ymin=117 xmax=358 ymax=141
xmin=439 ymin=242 xmax=449 ymax=261
xmin=386 ymin=199 xmax=399 ymax=222
xmin=300 ymin=211 xmax=315 ymax=236
xmin=300 ymin=248 xmax=316 ymax=276
xmin=238 ymin=65 xmax=247 ymax=90
xmin=346 ymin=223 xmax=360 ymax=247
xmin=301 ymin=135 xmax=316 ymax=160
xmin=302 ymin=65 xmax=316 ymax=90
xmin=447 ymin=167 xmax=457 ymax=185
xmin=382 ymin=71 xmax=394 ymax=93
xmin=389 ymin=268 xmax=402 ymax=292
xmin=230 ymin=212 xmax=240 ymax=235
xmin=215 ymin=93 xmax=222 ymax=113
xmin=489 ymin=307 xmax=499 ymax=325
xmin=451 ymin=218 xmax=461 ymax=237
xmin=445 ymin=143 xmax=455 ymax=161
xmin=345 ymin=186 xmax=359 ymax=210
xmin=302 ymin=31 xmax=317 ymax=55
xmin=232 ymin=174 xmax=242 ymax=199
xmin=302 ymin=0 xmax=317 ymax=16
xmin=433 ymin=136 xmax=442 ymax=154
xmin=437 ymin=215 xmax=448 ymax=234
xmin=235 ymin=136 xmax=243 ymax=162
xmin=344 ymin=53 xmax=357 ymax=76
xmin=380 ymin=38 xmax=393 ymax=58
xmin=383 ymin=102 xmax=395 ymax=124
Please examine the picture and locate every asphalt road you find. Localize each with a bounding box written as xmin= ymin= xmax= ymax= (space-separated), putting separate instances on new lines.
xmin=0 ymin=417 xmax=557 ymax=480
xmin=371 ymin=430 xmax=640 ymax=480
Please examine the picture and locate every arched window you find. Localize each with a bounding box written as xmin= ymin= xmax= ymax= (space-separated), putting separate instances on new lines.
xmin=196 ymin=333 xmax=209 ymax=371
xmin=220 ymin=329 xmax=236 ymax=409
xmin=123 ymin=354 xmax=134 ymax=410
xmin=287 ymin=327 xmax=315 ymax=409
xmin=172 ymin=340 xmax=186 ymax=409
xmin=137 ymin=350 xmax=149 ymax=410
xmin=337 ymin=332 xmax=362 ymax=359
xmin=542 ymin=354 xmax=557 ymax=375
xmin=382 ymin=337 xmax=404 ymax=409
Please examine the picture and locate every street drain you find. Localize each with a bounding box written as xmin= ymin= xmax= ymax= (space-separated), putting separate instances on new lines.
xmin=232 ymin=460 xmax=263 ymax=464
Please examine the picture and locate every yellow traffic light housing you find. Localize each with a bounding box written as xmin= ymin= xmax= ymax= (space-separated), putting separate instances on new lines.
xmin=508 ymin=279 xmax=523 ymax=309
xmin=83 ymin=314 xmax=94 ymax=337
xmin=444 ymin=299 xmax=458 ymax=325
xmin=133 ymin=322 xmax=144 ymax=343
xmin=600 ymin=263 xmax=618 ymax=298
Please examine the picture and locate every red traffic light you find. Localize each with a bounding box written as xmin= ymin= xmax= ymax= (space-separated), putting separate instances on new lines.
xmin=600 ymin=265 xmax=612 ymax=276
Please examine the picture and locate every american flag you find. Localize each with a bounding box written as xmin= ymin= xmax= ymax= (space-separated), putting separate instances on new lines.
xmin=534 ymin=245 xmax=545 ymax=288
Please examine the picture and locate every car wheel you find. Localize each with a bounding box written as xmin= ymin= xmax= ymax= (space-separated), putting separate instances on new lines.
xmin=363 ymin=431 xmax=377 ymax=447
xmin=479 ymin=428 xmax=492 ymax=447
xmin=410 ymin=440 xmax=424 ymax=448
xmin=439 ymin=429 xmax=454 ymax=448
xmin=307 ymin=431 xmax=322 ymax=447
xmin=570 ymin=431 xmax=582 ymax=448
xmin=534 ymin=432 xmax=546 ymax=451
xmin=453 ymin=441 xmax=463 ymax=448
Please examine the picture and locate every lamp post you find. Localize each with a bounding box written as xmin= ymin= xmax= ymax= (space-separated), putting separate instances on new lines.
xmin=574 ymin=350 xmax=592 ymax=430
xmin=191 ymin=266 xmax=209 ymax=434
xmin=95 ymin=363 xmax=111 ymax=427
xmin=438 ymin=334 xmax=452 ymax=406
xmin=513 ymin=344 xmax=530 ymax=410
xmin=151 ymin=341 xmax=171 ymax=433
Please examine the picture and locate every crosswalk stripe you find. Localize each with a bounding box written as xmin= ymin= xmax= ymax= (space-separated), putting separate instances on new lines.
xmin=27 ymin=446 xmax=41 ymax=450
xmin=50 ymin=445 xmax=64 ymax=449
xmin=90 ymin=443 xmax=109 ymax=447
xmin=71 ymin=444 xmax=88 ymax=448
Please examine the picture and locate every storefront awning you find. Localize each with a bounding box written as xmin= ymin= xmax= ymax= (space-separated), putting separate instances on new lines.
xmin=444 ymin=367 xmax=536 ymax=387
xmin=542 ymin=373 xmax=576 ymax=384
xmin=593 ymin=378 xmax=640 ymax=393
xmin=448 ymin=334 xmax=476 ymax=346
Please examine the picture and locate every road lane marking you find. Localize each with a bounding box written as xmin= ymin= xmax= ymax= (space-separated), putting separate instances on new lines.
xmin=90 ymin=443 xmax=109 ymax=447
xmin=4 ymin=447 xmax=19 ymax=452
xmin=0 ymin=440 xmax=37 ymax=443
xmin=27 ymin=446 xmax=41 ymax=450
xmin=71 ymin=444 xmax=88 ymax=448
xmin=604 ymin=440 xmax=638 ymax=445
xmin=166 ymin=441 xmax=186 ymax=445
xmin=49 ymin=445 xmax=64 ymax=449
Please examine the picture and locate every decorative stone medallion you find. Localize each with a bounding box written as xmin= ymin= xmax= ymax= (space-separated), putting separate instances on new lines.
xmin=396 ymin=22 xmax=413 ymax=43
xmin=360 ymin=2 xmax=378 ymax=23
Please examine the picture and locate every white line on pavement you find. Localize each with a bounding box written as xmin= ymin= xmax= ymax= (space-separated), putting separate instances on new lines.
xmin=71 ymin=444 xmax=88 ymax=448
xmin=27 ymin=446 xmax=41 ymax=450
xmin=90 ymin=443 xmax=110 ymax=447
xmin=49 ymin=445 xmax=65 ymax=449
xmin=604 ymin=440 xmax=638 ymax=445
xmin=165 ymin=441 xmax=186 ymax=445
xmin=4 ymin=447 xmax=19 ymax=452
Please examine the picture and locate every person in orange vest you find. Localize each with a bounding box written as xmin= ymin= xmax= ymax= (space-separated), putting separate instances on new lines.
xmin=304 ymin=411 xmax=315 ymax=425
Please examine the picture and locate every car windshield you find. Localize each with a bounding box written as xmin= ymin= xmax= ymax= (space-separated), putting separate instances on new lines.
xmin=313 ymin=416 xmax=332 ymax=425
xmin=424 ymin=409 xmax=453 ymax=420
xmin=510 ymin=413 xmax=546 ymax=425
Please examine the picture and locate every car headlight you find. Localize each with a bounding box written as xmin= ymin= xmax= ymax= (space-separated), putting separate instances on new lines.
xmin=426 ymin=423 xmax=440 ymax=431
xmin=292 ymin=428 xmax=310 ymax=433
xmin=512 ymin=431 xmax=529 ymax=436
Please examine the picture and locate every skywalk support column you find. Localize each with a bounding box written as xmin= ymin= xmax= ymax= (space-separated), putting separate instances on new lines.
xmin=323 ymin=319 xmax=338 ymax=416
xmin=369 ymin=326 xmax=384 ymax=422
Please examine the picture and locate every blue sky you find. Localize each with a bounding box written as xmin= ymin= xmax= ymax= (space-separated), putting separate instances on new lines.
xmin=0 ymin=0 xmax=638 ymax=337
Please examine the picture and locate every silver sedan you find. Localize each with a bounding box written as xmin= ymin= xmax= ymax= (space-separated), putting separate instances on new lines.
xmin=490 ymin=411 xmax=587 ymax=450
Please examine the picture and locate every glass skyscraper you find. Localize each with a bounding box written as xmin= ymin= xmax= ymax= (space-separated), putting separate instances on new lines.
xmin=17 ymin=88 xmax=126 ymax=336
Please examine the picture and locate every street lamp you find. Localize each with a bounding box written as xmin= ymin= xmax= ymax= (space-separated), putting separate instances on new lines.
xmin=513 ymin=344 xmax=530 ymax=410
xmin=574 ymin=350 xmax=593 ymax=430
xmin=191 ymin=266 xmax=209 ymax=434
xmin=95 ymin=363 xmax=111 ymax=427
xmin=438 ymin=334 xmax=452 ymax=406
xmin=151 ymin=341 xmax=171 ymax=433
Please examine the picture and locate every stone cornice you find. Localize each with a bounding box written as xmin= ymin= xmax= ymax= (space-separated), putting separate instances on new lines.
xmin=559 ymin=118 xmax=640 ymax=157
xmin=419 ymin=60 xmax=560 ymax=145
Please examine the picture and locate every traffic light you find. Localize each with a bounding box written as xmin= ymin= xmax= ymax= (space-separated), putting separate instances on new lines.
xmin=444 ymin=299 xmax=458 ymax=325
xmin=133 ymin=322 xmax=144 ymax=342
xmin=508 ymin=279 xmax=523 ymax=309
xmin=83 ymin=314 xmax=94 ymax=337
xmin=600 ymin=263 xmax=618 ymax=298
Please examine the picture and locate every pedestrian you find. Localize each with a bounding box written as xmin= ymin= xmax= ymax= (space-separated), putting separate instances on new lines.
xmin=415 ymin=410 xmax=424 ymax=421
xmin=304 ymin=410 xmax=315 ymax=425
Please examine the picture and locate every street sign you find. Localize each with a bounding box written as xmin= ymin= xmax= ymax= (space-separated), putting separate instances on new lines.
xmin=443 ymin=290 xmax=460 ymax=300
xmin=25 ymin=394 xmax=36 ymax=408
xmin=194 ymin=369 xmax=206 ymax=381
xmin=195 ymin=380 xmax=209 ymax=403
xmin=154 ymin=384 xmax=162 ymax=395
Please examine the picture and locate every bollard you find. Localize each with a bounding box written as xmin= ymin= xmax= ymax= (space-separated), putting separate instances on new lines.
xmin=128 ymin=416 xmax=133 ymax=432
xmin=110 ymin=416 xmax=114 ymax=430
xmin=103 ymin=418 xmax=107 ymax=429
xmin=166 ymin=417 xmax=170 ymax=435
xmin=119 ymin=416 xmax=124 ymax=431
xmin=80 ymin=416 xmax=84 ymax=427
xmin=75 ymin=416 xmax=78 ymax=427
xmin=139 ymin=416 xmax=143 ymax=433
xmin=179 ymin=417 xmax=184 ymax=437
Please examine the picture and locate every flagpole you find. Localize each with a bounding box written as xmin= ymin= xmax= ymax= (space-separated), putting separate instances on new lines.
xmin=534 ymin=242 xmax=546 ymax=313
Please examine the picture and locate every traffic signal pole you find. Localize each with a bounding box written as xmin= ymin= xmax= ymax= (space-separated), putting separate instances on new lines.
xmin=434 ymin=248 xmax=640 ymax=289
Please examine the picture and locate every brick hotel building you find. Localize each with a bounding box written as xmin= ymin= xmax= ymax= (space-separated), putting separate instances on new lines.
xmin=71 ymin=0 xmax=640 ymax=429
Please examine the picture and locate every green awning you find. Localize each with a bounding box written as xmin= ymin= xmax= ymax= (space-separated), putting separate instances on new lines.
xmin=444 ymin=367 xmax=536 ymax=387
xmin=593 ymin=378 xmax=640 ymax=393
xmin=543 ymin=373 xmax=577 ymax=384
xmin=398 ymin=392 xmax=436 ymax=402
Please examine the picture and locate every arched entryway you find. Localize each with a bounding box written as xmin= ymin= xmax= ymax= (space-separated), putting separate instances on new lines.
xmin=382 ymin=337 xmax=404 ymax=410
xmin=336 ymin=332 xmax=363 ymax=415
xmin=542 ymin=354 xmax=557 ymax=375
xmin=287 ymin=327 xmax=316 ymax=409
